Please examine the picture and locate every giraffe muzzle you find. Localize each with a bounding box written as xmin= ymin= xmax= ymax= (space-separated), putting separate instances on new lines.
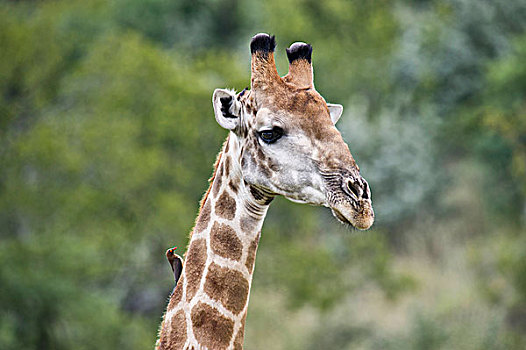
xmin=326 ymin=173 xmax=374 ymax=230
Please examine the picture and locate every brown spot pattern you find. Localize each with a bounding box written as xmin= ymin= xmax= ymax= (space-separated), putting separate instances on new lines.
xmin=256 ymin=148 xmax=265 ymax=162
xmin=194 ymin=199 xmax=211 ymax=233
xmin=215 ymin=191 xmax=236 ymax=220
xmin=191 ymin=302 xmax=234 ymax=350
xmin=157 ymin=324 xmax=168 ymax=349
xmin=212 ymin=165 xmax=223 ymax=197
xmin=245 ymin=232 xmax=260 ymax=272
xmin=240 ymin=215 xmax=257 ymax=233
xmin=168 ymin=310 xmax=187 ymax=349
xmin=158 ymin=309 xmax=187 ymax=350
xmin=210 ymin=222 xmax=242 ymax=261
xmin=258 ymin=161 xmax=271 ymax=178
xmin=229 ymin=179 xmax=239 ymax=194
xmin=167 ymin=278 xmax=184 ymax=310
xmin=224 ymin=155 xmax=231 ymax=175
xmin=204 ymin=263 xmax=249 ymax=315
xmin=185 ymin=239 xmax=207 ymax=302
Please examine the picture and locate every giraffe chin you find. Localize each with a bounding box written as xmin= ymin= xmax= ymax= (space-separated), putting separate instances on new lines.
xmin=330 ymin=202 xmax=374 ymax=230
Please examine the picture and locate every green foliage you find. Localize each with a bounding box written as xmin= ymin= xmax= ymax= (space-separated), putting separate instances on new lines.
xmin=1 ymin=0 xmax=526 ymax=349
xmin=482 ymin=34 xmax=526 ymax=195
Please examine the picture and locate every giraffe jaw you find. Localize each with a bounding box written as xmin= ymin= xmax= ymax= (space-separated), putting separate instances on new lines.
xmin=278 ymin=185 xmax=375 ymax=230
xmin=330 ymin=201 xmax=374 ymax=230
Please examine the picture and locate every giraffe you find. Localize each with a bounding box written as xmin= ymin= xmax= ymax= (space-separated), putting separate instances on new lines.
xmin=156 ymin=33 xmax=374 ymax=350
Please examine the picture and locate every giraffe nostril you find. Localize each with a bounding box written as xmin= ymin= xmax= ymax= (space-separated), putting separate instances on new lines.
xmin=347 ymin=180 xmax=360 ymax=198
xmin=362 ymin=181 xmax=369 ymax=200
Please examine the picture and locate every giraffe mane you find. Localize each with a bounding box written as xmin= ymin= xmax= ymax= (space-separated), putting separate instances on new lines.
xmin=188 ymin=134 xmax=231 ymax=244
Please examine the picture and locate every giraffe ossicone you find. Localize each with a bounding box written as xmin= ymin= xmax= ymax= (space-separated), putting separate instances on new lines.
xmin=156 ymin=33 xmax=374 ymax=350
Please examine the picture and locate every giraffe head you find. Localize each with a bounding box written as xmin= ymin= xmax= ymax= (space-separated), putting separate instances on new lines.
xmin=212 ymin=33 xmax=374 ymax=230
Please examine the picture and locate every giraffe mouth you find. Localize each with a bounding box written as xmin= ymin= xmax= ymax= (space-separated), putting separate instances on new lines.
xmin=331 ymin=208 xmax=352 ymax=225
xmin=329 ymin=199 xmax=374 ymax=230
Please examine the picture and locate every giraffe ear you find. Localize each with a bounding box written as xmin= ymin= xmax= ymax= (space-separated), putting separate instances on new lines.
xmin=213 ymin=89 xmax=241 ymax=130
xmin=327 ymin=103 xmax=343 ymax=124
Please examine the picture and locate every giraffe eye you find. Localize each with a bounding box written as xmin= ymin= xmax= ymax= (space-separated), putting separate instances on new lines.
xmin=258 ymin=127 xmax=284 ymax=144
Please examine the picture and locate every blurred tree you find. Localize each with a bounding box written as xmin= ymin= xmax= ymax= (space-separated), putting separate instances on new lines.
xmin=0 ymin=2 xmax=247 ymax=347
xmin=1 ymin=0 xmax=526 ymax=349
xmin=482 ymin=34 xmax=526 ymax=198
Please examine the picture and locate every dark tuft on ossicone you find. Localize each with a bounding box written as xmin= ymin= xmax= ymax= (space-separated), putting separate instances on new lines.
xmin=250 ymin=33 xmax=276 ymax=55
xmin=286 ymin=42 xmax=313 ymax=63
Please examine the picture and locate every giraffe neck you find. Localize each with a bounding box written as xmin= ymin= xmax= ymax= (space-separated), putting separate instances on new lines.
xmin=158 ymin=134 xmax=271 ymax=350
